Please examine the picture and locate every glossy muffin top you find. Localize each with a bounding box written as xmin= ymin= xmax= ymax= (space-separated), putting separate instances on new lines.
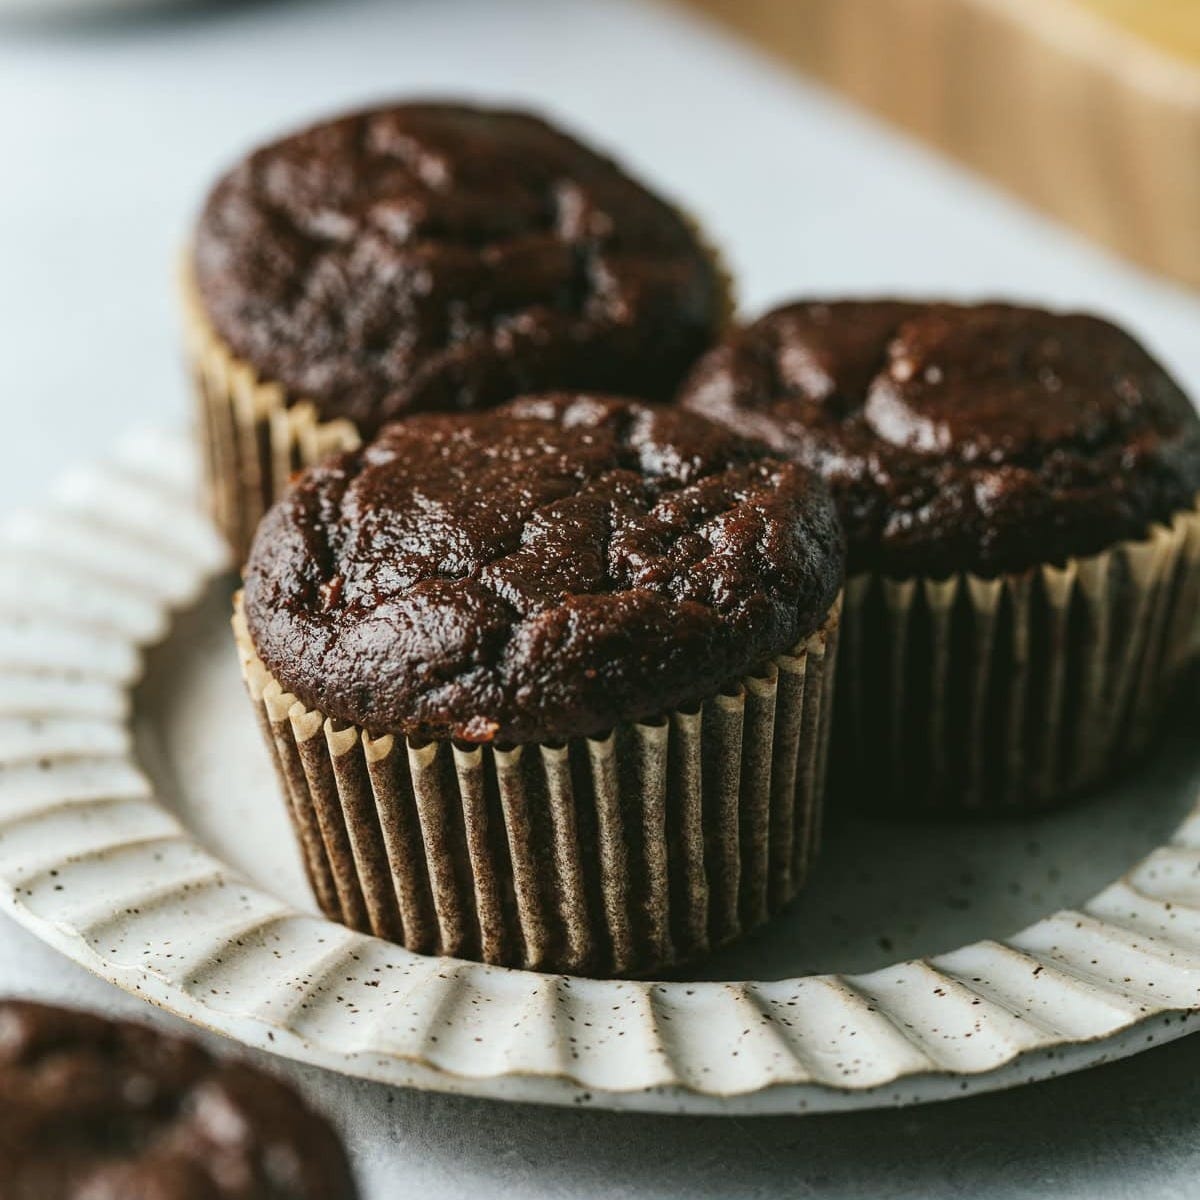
xmin=678 ymin=300 xmax=1200 ymax=577
xmin=0 ymin=1000 xmax=357 ymax=1200
xmin=242 ymin=394 xmax=843 ymax=744
xmin=193 ymin=102 xmax=725 ymax=433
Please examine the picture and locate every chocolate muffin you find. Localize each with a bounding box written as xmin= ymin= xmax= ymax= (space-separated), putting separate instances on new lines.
xmin=234 ymin=394 xmax=843 ymax=976
xmin=185 ymin=101 xmax=731 ymax=559
xmin=0 ymin=999 xmax=357 ymax=1200
xmin=679 ymin=300 xmax=1200 ymax=811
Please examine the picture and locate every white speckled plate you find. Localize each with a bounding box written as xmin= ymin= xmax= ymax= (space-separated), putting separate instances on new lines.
xmin=1 ymin=430 xmax=1199 ymax=1113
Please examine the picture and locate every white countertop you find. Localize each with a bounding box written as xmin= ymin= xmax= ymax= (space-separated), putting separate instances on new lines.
xmin=2 ymin=0 xmax=1200 ymax=1195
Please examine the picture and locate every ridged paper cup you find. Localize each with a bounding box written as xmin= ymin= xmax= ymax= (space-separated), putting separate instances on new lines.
xmin=181 ymin=223 xmax=736 ymax=564
xmin=835 ymin=498 xmax=1200 ymax=813
xmin=233 ymin=593 xmax=841 ymax=978
xmin=180 ymin=274 xmax=362 ymax=564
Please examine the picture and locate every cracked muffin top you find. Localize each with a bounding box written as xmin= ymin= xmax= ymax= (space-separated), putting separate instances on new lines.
xmin=0 ymin=1000 xmax=357 ymax=1200
xmin=242 ymin=394 xmax=843 ymax=744
xmin=193 ymin=101 xmax=726 ymax=433
xmin=677 ymin=300 xmax=1200 ymax=577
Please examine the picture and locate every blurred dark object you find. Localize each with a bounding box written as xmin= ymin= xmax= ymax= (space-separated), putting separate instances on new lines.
xmin=0 ymin=0 xmax=288 ymax=28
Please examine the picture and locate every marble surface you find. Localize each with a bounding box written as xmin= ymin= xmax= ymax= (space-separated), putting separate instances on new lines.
xmin=2 ymin=0 xmax=1200 ymax=1194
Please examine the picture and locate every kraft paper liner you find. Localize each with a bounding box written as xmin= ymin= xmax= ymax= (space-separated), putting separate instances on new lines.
xmin=181 ymin=279 xmax=361 ymax=563
xmin=835 ymin=497 xmax=1200 ymax=814
xmin=181 ymin=226 xmax=737 ymax=564
xmin=232 ymin=594 xmax=840 ymax=978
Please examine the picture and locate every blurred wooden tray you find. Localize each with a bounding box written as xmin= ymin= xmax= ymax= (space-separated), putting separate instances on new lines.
xmin=684 ymin=0 xmax=1200 ymax=286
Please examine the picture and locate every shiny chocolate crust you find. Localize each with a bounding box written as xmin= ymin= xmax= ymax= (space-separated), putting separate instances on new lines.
xmin=678 ymin=300 xmax=1200 ymax=577
xmin=0 ymin=1000 xmax=357 ymax=1200
xmin=193 ymin=102 xmax=724 ymax=433
xmin=242 ymin=394 xmax=843 ymax=744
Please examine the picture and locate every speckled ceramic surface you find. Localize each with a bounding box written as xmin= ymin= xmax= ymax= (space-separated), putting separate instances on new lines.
xmin=0 ymin=430 xmax=1199 ymax=1114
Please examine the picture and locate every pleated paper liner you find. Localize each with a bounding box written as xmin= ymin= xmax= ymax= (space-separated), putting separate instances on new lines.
xmin=180 ymin=277 xmax=361 ymax=566
xmin=180 ymin=223 xmax=737 ymax=566
xmin=834 ymin=497 xmax=1200 ymax=814
xmin=232 ymin=594 xmax=841 ymax=978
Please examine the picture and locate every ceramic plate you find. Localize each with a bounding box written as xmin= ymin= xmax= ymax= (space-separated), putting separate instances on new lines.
xmin=1 ymin=430 xmax=1198 ymax=1114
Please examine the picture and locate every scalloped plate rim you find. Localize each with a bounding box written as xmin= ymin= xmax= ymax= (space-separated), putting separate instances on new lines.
xmin=2 ymin=877 xmax=1198 ymax=1114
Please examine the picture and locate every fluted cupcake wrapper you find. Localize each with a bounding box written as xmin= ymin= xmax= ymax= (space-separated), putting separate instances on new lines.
xmin=181 ymin=227 xmax=737 ymax=565
xmin=181 ymin=279 xmax=361 ymax=564
xmin=835 ymin=498 xmax=1200 ymax=813
xmin=232 ymin=595 xmax=840 ymax=978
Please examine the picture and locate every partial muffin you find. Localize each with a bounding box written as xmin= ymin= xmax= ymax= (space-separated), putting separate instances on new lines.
xmin=185 ymin=101 xmax=731 ymax=559
xmin=0 ymin=999 xmax=357 ymax=1199
xmin=233 ymin=394 xmax=843 ymax=976
xmin=679 ymin=300 xmax=1200 ymax=811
